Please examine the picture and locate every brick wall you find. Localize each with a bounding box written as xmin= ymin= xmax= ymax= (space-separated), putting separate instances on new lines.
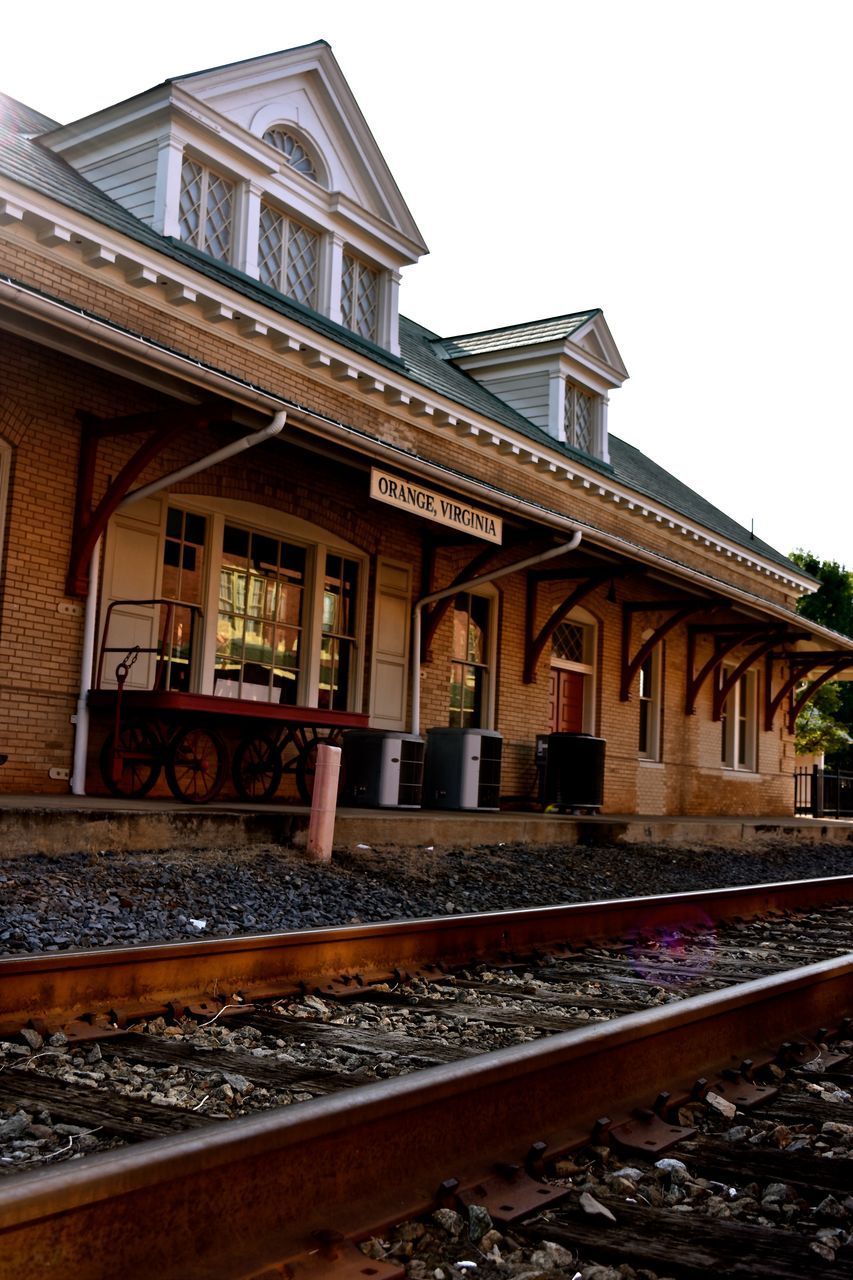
xmin=0 ymin=228 xmax=805 ymax=813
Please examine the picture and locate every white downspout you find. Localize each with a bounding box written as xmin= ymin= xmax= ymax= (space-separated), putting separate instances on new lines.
xmin=70 ymin=411 xmax=287 ymax=795
xmin=71 ymin=536 xmax=103 ymax=795
xmin=410 ymin=533 xmax=582 ymax=737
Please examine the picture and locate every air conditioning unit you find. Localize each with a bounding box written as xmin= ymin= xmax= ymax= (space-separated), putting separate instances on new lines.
xmin=542 ymin=732 xmax=606 ymax=812
xmin=423 ymin=728 xmax=503 ymax=810
xmin=342 ymin=731 xmax=425 ymax=808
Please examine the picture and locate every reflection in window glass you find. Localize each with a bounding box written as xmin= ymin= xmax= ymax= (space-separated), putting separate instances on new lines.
xmin=160 ymin=507 xmax=207 ymax=692
xmin=215 ymin=524 xmax=305 ymax=703
xmin=319 ymin=554 xmax=359 ymax=710
xmin=449 ymin=592 xmax=490 ymax=728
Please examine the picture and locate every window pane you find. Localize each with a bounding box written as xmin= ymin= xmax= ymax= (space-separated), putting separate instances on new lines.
xmin=286 ymin=222 xmax=318 ymax=308
xmin=223 ymin=525 xmax=249 ymax=559
xmin=203 ymin=171 xmax=233 ymax=261
xmin=263 ymin=128 xmax=319 ymax=182
xmin=160 ymin=507 xmax=207 ymax=691
xmin=178 ymin=159 xmax=202 ymax=245
xmin=218 ymin=524 xmax=305 ymax=703
xmin=341 ymin=256 xmax=355 ymax=330
xmin=258 ymin=204 xmax=284 ymax=289
xmin=552 ymin=621 xmax=585 ymax=665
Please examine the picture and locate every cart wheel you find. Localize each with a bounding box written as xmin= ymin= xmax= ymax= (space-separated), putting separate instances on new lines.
xmin=232 ymin=733 xmax=283 ymax=802
xmin=99 ymin=720 xmax=162 ymax=798
xmin=165 ymin=725 xmax=226 ymax=804
xmin=294 ymin=728 xmax=346 ymax=805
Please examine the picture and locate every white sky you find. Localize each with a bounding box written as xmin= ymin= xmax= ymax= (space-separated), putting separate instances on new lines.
xmin=3 ymin=1 xmax=851 ymax=568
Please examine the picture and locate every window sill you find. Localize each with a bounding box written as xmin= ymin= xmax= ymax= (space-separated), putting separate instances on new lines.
xmin=638 ymin=758 xmax=664 ymax=768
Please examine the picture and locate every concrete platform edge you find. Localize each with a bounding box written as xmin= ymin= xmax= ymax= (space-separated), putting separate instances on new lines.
xmin=0 ymin=798 xmax=851 ymax=857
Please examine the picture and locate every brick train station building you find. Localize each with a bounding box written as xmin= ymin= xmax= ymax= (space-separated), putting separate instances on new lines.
xmin=1 ymin=43 xmax=851 ymax=816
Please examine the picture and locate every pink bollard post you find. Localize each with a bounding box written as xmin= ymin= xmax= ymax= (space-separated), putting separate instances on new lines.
xmin=305 ymin=743 xmax=342 ymax=862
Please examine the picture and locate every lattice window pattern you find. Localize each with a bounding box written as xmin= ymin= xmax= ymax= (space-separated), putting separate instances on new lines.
xmin=263 ymin=128 xmax=319 ymax=182
xmin=178 ymin=159 xmax=203 ymax=244
xmin=341 ymin=253 xmax=379 ymax=341
xmin=179 ymin=159 xmax=233 ymax=262
xmin=552 ymin=621 xmax=586 ymax=665
xmin=565 ymin=382 xmax=595 ymax=454
xmin=258 ymin=203 xmax=318 ymax=308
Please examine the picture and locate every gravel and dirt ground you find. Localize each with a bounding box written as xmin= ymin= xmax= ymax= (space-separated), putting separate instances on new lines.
xmin=1 ymin=837 xmax=851 ymax=955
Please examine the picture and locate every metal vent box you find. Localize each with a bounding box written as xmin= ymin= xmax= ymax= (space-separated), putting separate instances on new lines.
xmin=423 ymin=727 xmax=502 ymax=810
xmin=342 ymin=731 xmax=425 ymax=808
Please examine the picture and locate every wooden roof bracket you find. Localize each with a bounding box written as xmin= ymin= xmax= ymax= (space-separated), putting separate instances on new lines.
xmin=66 ymin=405 xmax=225 ymax=598
xmin=711 ymin=633 xmax=786 ymax=721
xmin=420 ymin=534 xmax=548 ymax=663
xmin=685 ymin=624 xmax=778 ymax=715
xmin=620 ymin=600 xmax=713 ymax=701
xmin=524 ymin=568 xmax=620 ymax=684
xmin=764 ymin=651 xmax=853 ymax=731
xmin=791 ymin=655 xmax=853 ymax=733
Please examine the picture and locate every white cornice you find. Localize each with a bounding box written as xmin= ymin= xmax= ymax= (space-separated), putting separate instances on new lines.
xmin=450 ymin=337 xmax=627 ymax=392
xmin=0 ymin=180 xmax=814 ymax=597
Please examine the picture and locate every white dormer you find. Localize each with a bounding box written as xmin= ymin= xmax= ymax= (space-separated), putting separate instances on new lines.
xmin=439 ymin=311 xmax=629 ymax=462
xmin=38 ymin=42 xmax=428 ymax=355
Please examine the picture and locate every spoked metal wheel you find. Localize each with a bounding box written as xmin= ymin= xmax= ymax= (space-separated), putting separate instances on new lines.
xmin=99 ymin=720 xmax=162 ymax=798
xmin=232 ymin=732 xmax=283 ymax=802
xmin=165 ymin=725 xmax=227 ymax=804
xmin=294 ymin=726 xmax=347 ymax=804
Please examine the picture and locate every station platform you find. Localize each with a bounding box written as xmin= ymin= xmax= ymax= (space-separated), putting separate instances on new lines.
xmin=0 ymin=793 xmax=851 ymax=857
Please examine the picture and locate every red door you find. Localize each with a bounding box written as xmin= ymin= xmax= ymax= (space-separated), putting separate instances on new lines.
xmin=548 ymin=668 xmax=584 ymax=732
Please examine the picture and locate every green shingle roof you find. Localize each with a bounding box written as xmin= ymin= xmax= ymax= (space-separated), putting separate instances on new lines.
xmin=0 ymin=91 xmax=808 ymax=581
xmin=439 ymin=310 xmax=600 ymax=358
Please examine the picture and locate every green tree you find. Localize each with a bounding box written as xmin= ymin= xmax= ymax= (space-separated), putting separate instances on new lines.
xmin=789 ymin=551 xmax=853 ymax=762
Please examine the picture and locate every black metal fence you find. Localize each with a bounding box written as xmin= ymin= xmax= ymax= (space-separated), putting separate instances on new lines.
xmin=794 ymin=765 xmax=853 ymax=818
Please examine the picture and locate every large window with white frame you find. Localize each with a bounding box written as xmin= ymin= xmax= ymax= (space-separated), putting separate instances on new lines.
xmin=449 ymin=590 xmax=495 ymax=729
xmin=148 ymin=502 xmax=365 ymax=710
xmin=178 ymin=158 xmax=235 ymax=262
xmin=719 ymin=664 xmax=757 ymax=771
xmin=638 ymin=642 xmax=663 ymax=760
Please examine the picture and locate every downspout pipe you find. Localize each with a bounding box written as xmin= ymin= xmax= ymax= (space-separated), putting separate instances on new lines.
xmin=70 ymin=411 xmax=287 ymax=795
xmin=410 ymin=533 xmax=582 ymax=737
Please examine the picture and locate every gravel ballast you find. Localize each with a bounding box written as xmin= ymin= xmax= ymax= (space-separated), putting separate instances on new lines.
xmin=0 ymin=837 xmax=851 ymax=956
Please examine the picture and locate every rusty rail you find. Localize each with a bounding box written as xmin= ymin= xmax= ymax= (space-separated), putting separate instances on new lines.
xmin=1 ymin=874 xmax=853 ymax=1031
xmin=0 ymin=952 xmax=850 ymax=1278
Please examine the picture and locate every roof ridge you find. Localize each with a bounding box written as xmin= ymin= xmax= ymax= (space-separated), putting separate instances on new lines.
xmin=166 ymin=41 xmax=331 ymax=85
xmin=440 ymin=307 xmax=601 ymax=344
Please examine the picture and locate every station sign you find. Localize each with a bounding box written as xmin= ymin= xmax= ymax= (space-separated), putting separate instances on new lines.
xmin=370 ymin=468 xmax=503 ymax=544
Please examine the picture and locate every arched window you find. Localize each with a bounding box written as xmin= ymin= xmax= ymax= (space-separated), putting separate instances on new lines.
xmin=262 ymin=127 xmax=320 ymax=183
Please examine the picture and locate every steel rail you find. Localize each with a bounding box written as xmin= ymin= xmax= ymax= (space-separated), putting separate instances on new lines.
xmin=1 ymin=874 xmax=852 ymax=1031
xmin=0 ymin=952 xmax=850 ymax=1278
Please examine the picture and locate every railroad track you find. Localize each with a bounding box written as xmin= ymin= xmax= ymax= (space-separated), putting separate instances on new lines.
xmin=0 ymin=875 xmax=851 ymax=1278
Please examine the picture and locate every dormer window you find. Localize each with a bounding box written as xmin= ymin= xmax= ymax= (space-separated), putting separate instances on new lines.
xmin=341 ymin=253 xmax=379 ymax=342
xmin=263 ymin=127 xmax=320 ymax=183
xmin=258 ymin=202 xmax=319 ymax=308
xmin=564 ymin=381 xmax=594 ymax=454
xmin=178 ymin=158 xmax=234 ymax=262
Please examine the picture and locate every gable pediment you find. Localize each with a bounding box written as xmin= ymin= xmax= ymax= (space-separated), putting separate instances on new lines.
xmin=569 ymin=313 xmax=629 ymax=381
xmin=173 ymin=44 xmax=426 ymax=254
